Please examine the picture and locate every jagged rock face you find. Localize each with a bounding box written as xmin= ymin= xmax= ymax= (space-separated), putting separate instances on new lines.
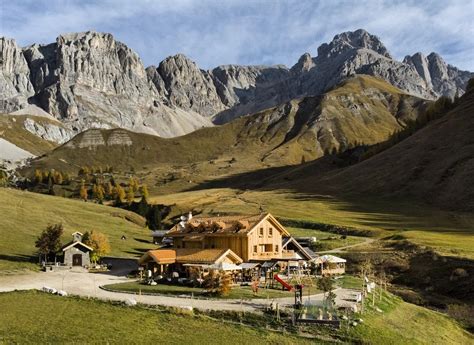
xmin=290 ymin=53 xmax=315 ymax=74
xmin=0 ymin=38 xmax=35 ymax=112
xmin=154 ymin=54 xmax=225 ymax=116
xmin=404 ymin=52 xmax=473 ymax=98
xmin=317 ymin=29 xmax=392 ymax=60
xmin=0 ymin=29 xmax=472 ymax=139
xmin=19 ymin=32 xmax=212 ymax=138
xmin=23 ymin=118 xmax=72 ymax=144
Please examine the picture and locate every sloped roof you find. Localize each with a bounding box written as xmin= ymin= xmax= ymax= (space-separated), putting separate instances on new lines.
xmin=316 ymin=255 xmax=347 ymax=264
xmin=175 ymin=248 xmax=242 ymax=264
xmin=166 ymin=213 xmax=290 ymax=237
xmin=139 ymin=248 xmax=243 ymax=265
xmin=61 ymin=241 xmax=93 ymax=252
xmin=139 ymin=249 xmax=177 ymax=265
xmin=281 ymin=237 xmax=314 ymax=261
xmin=302 ymin=246 xmax=318 ymax=259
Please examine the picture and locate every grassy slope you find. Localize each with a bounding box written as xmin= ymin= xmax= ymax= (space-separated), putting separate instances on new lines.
xmin=279 ymin=88 xmax=474 ymax=211
xmin=346 ymin=291 xmax=473 ymax=345
xmin=151 ymin=189 xmax=474 ymax=259
xmin=0 ymin=188 xmax=154 ymax=273
xmin=0 ymin=291 xmax=308 ymax=344
xmin=0 ymin=115 xmax=59 ymax=155
xmin=27 ymin=75 xmax=425 ymax=174
xmin=1 ymin=290 xmax=471 ymax=344
xmin=103 ymin=281 xmax=294 ymax=299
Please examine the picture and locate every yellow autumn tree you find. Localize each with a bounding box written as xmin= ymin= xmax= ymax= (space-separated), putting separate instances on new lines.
xmin=126 ymin=187 xmax=134 ymax=204
xmin=140 ymin=184 xmax=149 ymax=200
xmin=79 ymin=181 xmax=88 ymax=201
xmin=84 ymin=231 xmax=111 ymax=264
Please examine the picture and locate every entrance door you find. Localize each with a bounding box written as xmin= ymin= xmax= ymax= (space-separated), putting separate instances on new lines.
xmin=72 ymin=254 xmax=82 ymax=266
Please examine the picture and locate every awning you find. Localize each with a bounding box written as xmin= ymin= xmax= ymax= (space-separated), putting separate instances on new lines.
xmin=207 ymin=262 xmax=242 ymax=271
xmin=239 ymin=262 xmax=261 ymax=269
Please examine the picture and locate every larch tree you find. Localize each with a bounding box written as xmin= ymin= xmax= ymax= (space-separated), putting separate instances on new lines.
xmin=84 ymin=231 xmax=111 ymax=264
xmin=79 ymin=181 xmax=88 ymax=202
xmin=140 ymin=184 xmax=149 ymax=200
xmin=34 ymin=169 xmax=43 ymax=184
xmin=126 ymin=187 xmax=134 ymax=204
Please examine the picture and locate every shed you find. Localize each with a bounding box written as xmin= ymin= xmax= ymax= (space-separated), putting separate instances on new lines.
xmin=62 ymin=241 xmax=93 ymax=267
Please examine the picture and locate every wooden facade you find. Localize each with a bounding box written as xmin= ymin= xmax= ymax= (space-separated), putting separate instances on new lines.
xmin=167 ymin=213 xmax=291 ymax=262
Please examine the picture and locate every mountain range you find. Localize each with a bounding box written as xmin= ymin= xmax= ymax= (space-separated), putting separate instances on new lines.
xmin=1 ymin=29 xmax=472 ymax=141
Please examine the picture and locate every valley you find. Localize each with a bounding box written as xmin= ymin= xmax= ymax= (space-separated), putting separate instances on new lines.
xmin=1 ymin=21 xmax=473 ymax=344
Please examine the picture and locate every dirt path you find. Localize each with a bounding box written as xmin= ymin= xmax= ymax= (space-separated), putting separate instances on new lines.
xmin=0 ymin=270 xmax=336 ymax=313
xmin=320 ymin=237 xmax=376 ymax=254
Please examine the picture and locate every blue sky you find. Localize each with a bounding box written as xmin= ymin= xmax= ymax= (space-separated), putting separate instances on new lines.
xmin=1 ymin=0 xmax=473 ymax=70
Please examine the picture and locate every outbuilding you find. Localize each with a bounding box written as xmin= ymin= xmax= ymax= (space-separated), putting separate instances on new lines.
xmin=61 ymin=232 xmax=93 ymax=267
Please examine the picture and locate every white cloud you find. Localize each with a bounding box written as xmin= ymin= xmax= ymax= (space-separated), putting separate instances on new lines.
xmin=1 ymin=0 xmax=472 ymax=70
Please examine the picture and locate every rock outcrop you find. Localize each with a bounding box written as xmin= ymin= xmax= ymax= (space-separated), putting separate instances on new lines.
xmin=0 ymin=38 xmax=34 ymax=112
xmin=404 ymin=52 xmax=472 ymax=98
xmin=7 ymin=32 xmax=212 ymax=139
xmin=0 ymin=29 xmax=472 ymax=139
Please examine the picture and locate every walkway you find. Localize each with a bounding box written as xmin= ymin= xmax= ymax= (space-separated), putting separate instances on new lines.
xmin=0 ymin=270 xmax=338 ymax=313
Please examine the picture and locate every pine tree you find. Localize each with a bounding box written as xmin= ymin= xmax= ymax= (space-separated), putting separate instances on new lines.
xmin=35 ymin=224 xmax=63 ymax=263
xmin=105 ymin=182 xmax=113 ymax=198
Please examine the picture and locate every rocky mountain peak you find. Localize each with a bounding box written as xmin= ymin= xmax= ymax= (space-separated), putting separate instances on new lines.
xmin=317 ymin=29 xmax=392 ymax=59
xmin=290 ymin=53 xmax=315 ymax=74
xmin=154 ymin=53 xmax=225 ymax=116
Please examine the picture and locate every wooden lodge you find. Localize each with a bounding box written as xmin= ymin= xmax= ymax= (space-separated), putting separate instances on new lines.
xmin=140 ymin=213 xmax=321 ymax=280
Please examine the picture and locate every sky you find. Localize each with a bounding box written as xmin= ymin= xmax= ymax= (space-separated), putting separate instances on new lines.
xmin=1 ymin=0 xmax=473 ymax=71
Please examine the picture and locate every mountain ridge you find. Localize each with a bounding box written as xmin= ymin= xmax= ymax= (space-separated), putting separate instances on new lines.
xmin=1 ymin=29 xmax=472 ymax=141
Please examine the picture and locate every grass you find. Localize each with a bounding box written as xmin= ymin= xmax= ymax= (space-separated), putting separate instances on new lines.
xmin=335 ymin=275 xmax=363 ymax=289
xmin=103 ymin=281 xmax=294 ymax=300
xmin=0 ymin=188 xmax=155 ymax=273
xmin=0 ymin=114 xmax=59 ymax=155
xmin=345 ymin=290 xmax=473 ymax=345
xmin=151 ymin=188 xmax=474 ymax=259
xmin=1 ymin=288 xmax=471 ymax=344
xmin=286 ymin=227 xmax=366 ymax=251
xmin=0 ymin=290 xmax=309 ymax=344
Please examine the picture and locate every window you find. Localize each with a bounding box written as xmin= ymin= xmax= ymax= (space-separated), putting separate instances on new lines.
xmin=253 ymin=245 xmax=258 ymax=253
xmin=259 ymin=244 xmax=265 ymax=253
xmin=264 ymin=244 xmax=273 ymax=252
xmin=269 ymin=228 xmax=273 ymax=236
xmin=275 ymin=245 xmax=279 ymax=252
xmin=259 ymin=227 xmax=264 ymax=236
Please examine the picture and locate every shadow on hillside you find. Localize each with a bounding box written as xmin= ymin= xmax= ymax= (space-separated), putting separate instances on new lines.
xmin=124 ymin=248 xmax=150 ymax=256
xmin=0 ymin=254 xmax=36 ymax=263
xmin=134 ymin=237 xmax=152 ymax=244
xmin=184 ymin=162 xmax=471 ymax=234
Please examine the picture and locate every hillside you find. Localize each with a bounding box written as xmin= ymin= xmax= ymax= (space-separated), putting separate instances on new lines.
xmin=0 ymin=188 xmax=153 ymax=273
xmin=0 ymin=114 xmax=64 ymax=158
xmin=26 ymin=76 xmax=427 ymax=174
xmin=274 ymin=84 xmax=474 ymax=211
